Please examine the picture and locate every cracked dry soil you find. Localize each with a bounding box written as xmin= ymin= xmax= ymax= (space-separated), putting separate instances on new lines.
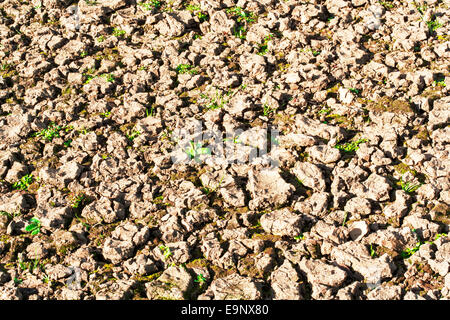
xmin=0 ymin=0 xmax=449 ymax=300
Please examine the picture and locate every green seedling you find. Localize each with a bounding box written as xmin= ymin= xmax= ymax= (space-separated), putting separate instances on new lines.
xmin=70 ymin=193 xmax=86 ymax=209
xmin=400 ymin=179 xmax=422 ymax=193
xmin=100 ymin=111 xmax=111 ymax=118
xmin=294 ymin=234 xmax=305 ymax=241
xmin=176 ymin=64 xmax=198 ymax=75
xmin=433 ymin=80 xmax=446 ymax=87
xmin=257 ymin=34 xmax=272 ymax=55
xmin=227 ymin=7 xmax=256 ymax=23
xmin=34 ymin=122 xmax=62 ymax=142
xmin=201 ymin=176 xmax=225 ymax=195
xmin=139 ymin=0 xmax=161 ymax=10
xmin=12 ymin=174 xmax=33 ymax=191
xmin=349 ymin=88 xmax=360 ymax=95
xmin=25 ymin=217 xmax=41 ymax=236
xmin=369 ymin=244 xmax=377 ymax=258
xmin=146 ymin=106 xmax=155 ymax=117
xmin=80 ymin=51 xmax=88 ymax=58
xmin=102 ymin=73 xmax=115 ymax=82
xmin=194 ymin=273 xmax=207 ymax=286
xmin=0 ymin=210 xmax=21 ymax=219
xmin=400 ymin=241 xmax=422 ymax=259
xmin=334 ymin=139 xmax=367 ymax=153
xmin=112 ymin=28 xmax=126 ymax=37
xmin=262 ymin=103 xmax=275 ymax=116
xmin=203 ymin=90 xmax=229 ymax=110
xmin=97 ymin=35 xmax=105 ymax=42
xmin=223 ymin=135 xmax=241 ymax=144
xmin=63 ymin=139 xmax=72 ymax=147
xmin=232 ymin=26 xmax=247 ymax=39
xmin=14 ymin=277 xmax=22 ymax=285
xmin=427 ymin=19 xmax=443 ymax=32
xmin=126 ymin=130 xmax=141 ymax=142
xmin=378 ymin=1 xmax=394 ymax=9
xmin=342 ymin=212 xmax=348 ymax=227
xmin=159 ymin=245 xmax=172 ymax=260
xmin=185 ymin=141 xmax=211 ymax=159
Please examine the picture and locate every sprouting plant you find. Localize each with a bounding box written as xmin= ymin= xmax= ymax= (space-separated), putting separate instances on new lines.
xmin=185 ymin=141 xmax=211 ymax=160
xmin=139 ymin=0 xmax=161 ymax=10
xmin=97 ymin=35 xmax=105 ymax=42
xmin=12 ymin=174 xmax=34 ymax=191
xmin=185 ymin=4 xmax=201 ymax=11
xmin=427 ymin=19 xmax=443 ymax=32
xmin=223 ymin=135 xmax=241 ymax=144
xmin=0 ymin=209 xmax=21 ymax=219
xmin=232 ymin=26 xmax=247 ymax=39
xmin=349 ymin=88 xmax=360 ymax=95
xmin=203 ymin=90 xmax=230 ymax=110
xmin=159 ymin=245 xmax=172 ymax=260
xmin=100 ymin=111 xmax=111 ymax=118
xmin=146 ymin=106 xmax=155 ymax=117
xmin=369 ymin=244 xmax=377 ymax=258
xmin=433 ymin=79 xmax=446 ymax=87
xmin=318 ymin=107 xmax=332 ymax=115
xmin=185 ymin=4 xmax=208 ymax=22
xmin=378 ymin=0 xmax=394 ymax=9
xmin=400 ymin=241 xmax=422 ymax=259
xmin=334 ymin=139 xmax=367 ymax=153
xmin=14 ymin=277 xmax=22 ymax=285
xmin=80 ymin=51 xmax=88 ymax=58
xmin=294 ymin=234 xmax=305 ymax=241
xmin=226 ymin=7 xmax=256 ymax=23
xmin=34 ymin=122 xmax=62 ymax=142
xmin=25 ymin=217 xmax=41 ymax=236
xmin=262 ymin=103 xmax=275 ymax=116
xmin=126 ymin=130 xmax=141 ymax=142
xmin=257 ymin=34 xmax=272 ymax=55
xmin=70 ymin=193 xmax=86 ymax=209
xmin=201 ymin=175 xmax=225 ymax=195
xmin=342 ymin=212 xmax=348 ymax=227
xmin=400 ymin=179 xmax=422 ymax=193
xmin=112 ymin=28 xmax=126 ymax=37
xmin=194 ymin=273 xmax=207 ymax=286
xmin=176 ymin=64 xmax=198 ymax=75
xmin=63 ymin=139 xmax=72 ymax=147
xmin=102 ymin=73 xmax=115 ymax=82
xmin=311 ymin=49 xmax=321 ymax=57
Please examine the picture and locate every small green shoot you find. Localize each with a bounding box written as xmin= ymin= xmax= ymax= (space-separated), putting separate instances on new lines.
xmin=34 ymin=122 xmax=62 ymax=142
xmin=25 ymin=217 xmax=41 ymax=236
xmin=139 ymin=0 xmax=161 ymax=10
xmin=112 ymin=28 xmax=126 ymax=38
xmin=185 ymin=141 xmax=211 ymax=160
xmin=226 ymin=7 xmax=256 ymax=23
xmin=400 ymin=179 xmax=422 ymax=193
xmin=334 ymin=139 xmax=367 ymax=153
xmin=176 ymin=64 xmax=198 ymax=75
xmin=159 ymin=245 xmax=172 ymax=260
xmin=262 ymin=103 xmax=275 ymax=116
xmin=194 ymin=273 xmax=207 ymax=286
xmin=12 ymin=174 xmax=33 ymax=191
xmin=232 ymin=26 xmax=247 ymax=39
xmin=126 ymin=130 xmax=141 ymax=142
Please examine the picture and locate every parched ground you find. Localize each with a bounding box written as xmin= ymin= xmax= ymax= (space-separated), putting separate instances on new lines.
xmin=0 ymin=0 xmax=449 ymax=300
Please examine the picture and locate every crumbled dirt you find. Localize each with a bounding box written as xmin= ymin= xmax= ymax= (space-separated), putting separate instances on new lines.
xmin=0 ymin=0 xmax=449 ymax=300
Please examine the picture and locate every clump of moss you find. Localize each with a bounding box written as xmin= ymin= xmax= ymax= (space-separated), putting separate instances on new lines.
xmin=367 ymin=97 xmax=414 ymax=114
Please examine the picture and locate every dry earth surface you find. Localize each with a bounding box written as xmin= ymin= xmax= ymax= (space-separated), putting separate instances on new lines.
xmin=0 ymin=0 xmax=449 ymax=300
